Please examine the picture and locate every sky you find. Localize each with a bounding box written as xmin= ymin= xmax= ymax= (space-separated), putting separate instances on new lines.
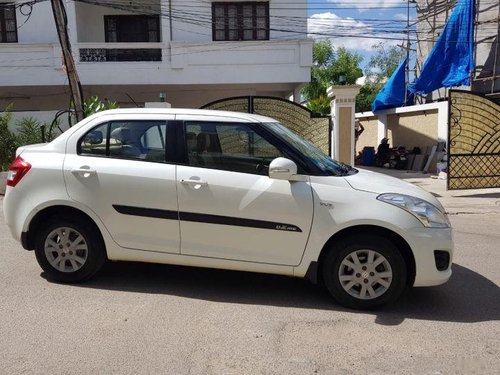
xmin=306 ymin=0 xmax=417 ymax=70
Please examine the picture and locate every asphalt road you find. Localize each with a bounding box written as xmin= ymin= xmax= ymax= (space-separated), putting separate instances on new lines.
xmin=1 ymin=175 xmax=499 ymax=374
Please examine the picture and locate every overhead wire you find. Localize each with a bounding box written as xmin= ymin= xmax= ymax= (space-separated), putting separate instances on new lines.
xmin=0 ymin=0 xmax=497 ymax=69
xmin=65 ymin=0 xmax=496 ymax=36
xmin=72 ymin=0 xmax=497 ymax=43
xmin=75 ymin=0 xmax=411 ymax=38
xmin=1 ymin=0 xmax=497 ymax=105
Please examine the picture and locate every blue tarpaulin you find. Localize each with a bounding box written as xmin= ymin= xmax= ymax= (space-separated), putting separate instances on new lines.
xmin=409 ymin=0 xmax=475 ymax=94
xmin=371 ymin=58 xmax=409 ymax=112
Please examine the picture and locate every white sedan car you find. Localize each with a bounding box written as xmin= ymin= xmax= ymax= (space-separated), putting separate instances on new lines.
xmin=3 ymin=108 xmax=453 ymax=309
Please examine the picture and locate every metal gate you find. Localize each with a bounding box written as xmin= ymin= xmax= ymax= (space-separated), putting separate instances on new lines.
xmin=448 ymin=90 xmax=500 ymax=190
xmin=201 ymin=96 xmax=331 ymax=155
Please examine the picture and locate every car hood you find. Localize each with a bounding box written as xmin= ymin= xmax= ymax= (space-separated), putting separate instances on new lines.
xmin=344 ymin=168 xmax=443 ymax=209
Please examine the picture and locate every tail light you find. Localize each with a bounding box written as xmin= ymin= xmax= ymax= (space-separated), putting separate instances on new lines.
xmin=7 ymin=156 xmax=32 ymax=187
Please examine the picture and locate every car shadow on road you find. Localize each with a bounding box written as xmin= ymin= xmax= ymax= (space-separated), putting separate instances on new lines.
xmin=57 ymin=262 xmax=500 ymax=325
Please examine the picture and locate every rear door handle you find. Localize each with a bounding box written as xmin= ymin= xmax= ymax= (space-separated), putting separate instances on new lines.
xmin=71 ymin=167 xmax=97 ymax=177
xmin=180 ymin=179 xmax=208 ymax=189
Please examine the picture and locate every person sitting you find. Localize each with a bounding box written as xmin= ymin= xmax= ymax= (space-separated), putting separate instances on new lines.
xmin=376 ymin=138 xmax=390 ymax=167
xmin=110 ymin=127 xmax=142 ymax=158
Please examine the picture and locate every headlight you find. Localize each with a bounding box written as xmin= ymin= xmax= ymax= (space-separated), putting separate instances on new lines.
xmin=377 ymin=193 xmax=450 ymax=228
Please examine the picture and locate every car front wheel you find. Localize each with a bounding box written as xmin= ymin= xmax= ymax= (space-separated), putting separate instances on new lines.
xmin=322 ymin=235 xmax=407 ymax=309
xmin=34 ymin=216 xmax=106 ymax=283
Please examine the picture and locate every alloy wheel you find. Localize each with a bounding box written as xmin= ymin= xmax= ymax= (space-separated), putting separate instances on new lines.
xmin=338 ymin=249 xmax=393 ymax=300
xmin=44 ymin=227 xmax=89 ymax=273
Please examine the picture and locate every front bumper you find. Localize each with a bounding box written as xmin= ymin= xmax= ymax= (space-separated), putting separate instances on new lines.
xmin=406 ymin=227 xmax=454 ymax=287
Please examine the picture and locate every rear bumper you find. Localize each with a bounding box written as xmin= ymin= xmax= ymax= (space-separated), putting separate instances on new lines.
xmin=3 ymin=188 xmax=34 ymax=248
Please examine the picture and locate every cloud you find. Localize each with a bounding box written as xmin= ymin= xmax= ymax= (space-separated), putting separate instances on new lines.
xmin=307 ymin=12 xmax=402 ymax=51
xmin=356 ymin=75 xmax=379 ymax=85
xmin=394 ymin=13 xmax=416 ymax=21
xmin=327 ymin=0 xmax=403 ymax=11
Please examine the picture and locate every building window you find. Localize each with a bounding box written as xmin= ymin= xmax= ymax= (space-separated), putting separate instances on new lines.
xmin=212 ymin=2 xmax=269 ymax=41
xmin=0 ymin=3 xmax=18 ymax=43
xmin=104 ymin=15 xmax=160 ymax=43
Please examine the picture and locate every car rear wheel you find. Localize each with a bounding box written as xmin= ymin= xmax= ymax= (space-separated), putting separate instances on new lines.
xmin=34 ymin=216 xmax=106 ymax=283
xmin=322 ymin=235 xmax=407 ymax=309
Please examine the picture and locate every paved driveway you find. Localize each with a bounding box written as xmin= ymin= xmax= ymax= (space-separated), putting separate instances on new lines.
xmin=0 ymin=173 xmax=499 ymax=374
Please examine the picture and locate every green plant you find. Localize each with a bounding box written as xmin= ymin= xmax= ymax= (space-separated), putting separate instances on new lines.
xmin=306 ymin=95 xmax=331 ymax=115
xmin=70 ymin=96 xmax=119 ymax=120
xmin=0 ymin=105 xmax=17 ymax=171
xmin=16 ymin=117 xmax=43 ymax=146
xmin=43 ymin=119 xmax=61 ymax=142
xmin=16 ymin=117 xmax=62 ymax=144
xmin=83 ymin=96 xmax=119 ymax=117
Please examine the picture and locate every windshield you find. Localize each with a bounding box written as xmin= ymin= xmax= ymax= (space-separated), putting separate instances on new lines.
xmin=265 ymin=122 xmax=356 ymax=176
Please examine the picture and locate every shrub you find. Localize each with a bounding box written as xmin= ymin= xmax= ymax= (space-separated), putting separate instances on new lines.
xmin=43 ymin=119 xmax=61 ymax=142
xmin=0 ymin=106 xmax=17 ymax=170
xmin=16 ymin=117 xmax=43 ymax=146
xmin=0 ymin=108 xmax=60 ymax=170
xmin=15 ymin=117 xmax=60 ymax=145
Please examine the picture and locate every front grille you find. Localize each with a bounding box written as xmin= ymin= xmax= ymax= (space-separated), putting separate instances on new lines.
xmin=434 ymin=250 xmax=451 ymax=271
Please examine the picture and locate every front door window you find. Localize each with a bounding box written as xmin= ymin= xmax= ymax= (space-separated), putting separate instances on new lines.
xmin=185 ymin=122 xmax=282 ymax=175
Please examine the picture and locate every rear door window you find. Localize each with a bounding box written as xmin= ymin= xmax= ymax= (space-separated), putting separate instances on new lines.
xmin=79 ymin=120 xmax=168 ymax=162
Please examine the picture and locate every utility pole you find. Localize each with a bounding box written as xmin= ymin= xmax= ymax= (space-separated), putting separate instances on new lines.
xmin=404 ymin=0 xmax=411 ymax=105
xmin=51 ymin=0 xmax=85 ymax=122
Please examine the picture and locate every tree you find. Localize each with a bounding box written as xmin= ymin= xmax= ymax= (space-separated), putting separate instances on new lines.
xmin=367 ymin=42 xmax=406 ymax=82
xmin=355 ymin=43 xmax=406 ymax=112
xmin=302 ymin=40 xmax=363 ymax=115
xmin=356 ymin=82 xmax=379 ymax=113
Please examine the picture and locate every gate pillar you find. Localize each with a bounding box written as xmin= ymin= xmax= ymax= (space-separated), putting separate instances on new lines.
xmin=327 ymin=85 xmax=361 ymax=165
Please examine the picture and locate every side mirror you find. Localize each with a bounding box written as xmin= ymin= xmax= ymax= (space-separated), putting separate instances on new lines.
xmin=269 ymin=157 xmax=297 ymax=180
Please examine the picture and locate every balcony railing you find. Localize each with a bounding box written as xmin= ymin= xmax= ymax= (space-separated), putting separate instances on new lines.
xmin=80 ymin=48 xmax=161 ymax=62
xmin=77 ymin=43 xmax=163 ymax=62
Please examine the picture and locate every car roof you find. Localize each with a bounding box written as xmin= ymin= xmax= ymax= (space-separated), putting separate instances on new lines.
xmin=91 ymin=108 xmax=278 ymax=124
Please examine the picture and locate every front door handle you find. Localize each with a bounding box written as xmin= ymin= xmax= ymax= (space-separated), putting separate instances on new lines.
xmin=180 ymin=179 xmax=208 ymax=189
xmin=71 ymin=167 xmax=97 ymax=178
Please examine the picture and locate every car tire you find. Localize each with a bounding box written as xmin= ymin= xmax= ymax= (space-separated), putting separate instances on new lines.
xmin=322 ymin=235 xmax=407 ymax=309
xmin=34 ymin=216 xmax=106 ymax=283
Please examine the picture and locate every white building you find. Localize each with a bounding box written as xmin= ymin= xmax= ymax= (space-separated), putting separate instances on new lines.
xmin=0 ymin=0 xmax=312 ymax=112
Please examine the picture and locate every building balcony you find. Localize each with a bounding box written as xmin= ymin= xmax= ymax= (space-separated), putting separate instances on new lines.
xmin=76 ymin=40 xmax=312 ymax=86
xmin=0 ymin=39 xmax=312 ymax=87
